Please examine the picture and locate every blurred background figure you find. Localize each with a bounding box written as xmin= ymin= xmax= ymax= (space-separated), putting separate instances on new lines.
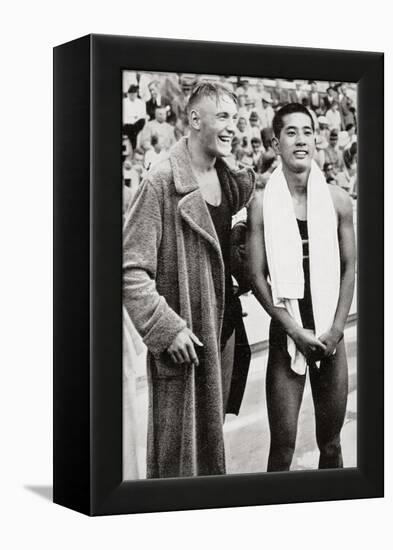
xmin=314 ymin=134 xmax=329 ymax=170
xmin=337 ymin=142 xmax=357 ymax=195
xmin=259 ymin=91 xmax=274 ymax=130
xmin=138 ymin=105 xmax=176 ymax=151
xmin=323 ymin=86 xmax=336 ymax=112
xmin=289 ymin=81 xmax=305 ymax=104
xmin=323 ymin=162 xmax=338 ymax=185
xmin=249 ymin=111 xmax=262 ymax=139
xmin=324 ymin=129 xmax=343 ymax=173
xmin=123 ymin=84 xmax=147 ymax=149
xmin=250 ymin=137 xmax=264 ymax=171
xmin=317 ymin=115 xmax=330 ymax=140
xmin=325 ymin=100 xmax=342 ymax=132
xmin=144 ymin=135 xmax=168 ymax=171
xmin=146 ymin=80 xmax=171 ymax=121
xmin=271 ymin=79 xmax=289 ymax=109
xmin=172 ymin=73 xmax=196 ymax=139
xmin=338 ymin=83 xmax=356 ymax=129
xmin=236 ymin=117 xmax=252 ymax=153
xmin=308 ymin=80 xmax=322 ymax=114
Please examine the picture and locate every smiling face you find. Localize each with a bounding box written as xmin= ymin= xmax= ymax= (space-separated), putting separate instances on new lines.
xmin=192 ymin=94 xmax=238 ymax=158
xmin=274 ymin=112 xmax=315 ymax=174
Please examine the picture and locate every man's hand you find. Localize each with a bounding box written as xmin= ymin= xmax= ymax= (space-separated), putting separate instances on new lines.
xmin=290 ymin=327 xmax=327 ymax=362
xmin=167 ymin=327 xmax=203 ymax=367
xmin=318 ymin=327 xmax=343 ymax=358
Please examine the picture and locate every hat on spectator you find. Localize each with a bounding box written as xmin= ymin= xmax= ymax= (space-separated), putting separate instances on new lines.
xmin=261 ymin=91 xmax=273 ymax=103
xmin=317 ymin=115 xmax=329 ymax=126
xmin=180 ymin=74 xmax=196 ymax=89
xmin=128 ymin=84 xmax=139 ymax=93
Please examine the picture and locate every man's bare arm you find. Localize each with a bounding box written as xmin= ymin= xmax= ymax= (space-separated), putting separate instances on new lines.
xmin=318 ymin=187 xmax=356 ymax=354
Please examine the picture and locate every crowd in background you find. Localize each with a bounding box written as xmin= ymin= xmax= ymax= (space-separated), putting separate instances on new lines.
xmin=122 ymin=72 xmax=358 ymax=214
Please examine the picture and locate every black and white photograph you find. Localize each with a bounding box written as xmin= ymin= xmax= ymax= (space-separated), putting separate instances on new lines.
xmin=122 ymin=70 xmax=358 ymax=480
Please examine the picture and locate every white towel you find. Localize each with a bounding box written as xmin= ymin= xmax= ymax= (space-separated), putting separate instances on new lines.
xmin=263 ymin=161 xmax=340 ymax=374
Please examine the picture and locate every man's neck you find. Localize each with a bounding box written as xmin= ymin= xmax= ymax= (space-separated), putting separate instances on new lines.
xmin=187 ymin=134 xmax=216 ymax=174
xmin=282 ymin=165 xmax=309 ymax=197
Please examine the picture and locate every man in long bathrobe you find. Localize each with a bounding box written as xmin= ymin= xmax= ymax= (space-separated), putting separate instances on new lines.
xmin=123 ymin=81 xmax=255 ymax=478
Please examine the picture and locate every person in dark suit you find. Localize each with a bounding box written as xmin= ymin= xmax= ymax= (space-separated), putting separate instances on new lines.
xmin=145 ymin=81 xmax=171 ymax=121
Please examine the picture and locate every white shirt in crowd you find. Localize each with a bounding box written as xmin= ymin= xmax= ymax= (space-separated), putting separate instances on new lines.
xmin=325 ymin=108 xmax=341 ymax=132
xmin=123 ymin=97 xmax=147 ymax=125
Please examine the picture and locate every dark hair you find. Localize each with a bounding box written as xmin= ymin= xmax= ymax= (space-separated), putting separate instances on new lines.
xmin=251 ymin=137 xmax=261 ymax=145
xmin=345 ymin=123 xmax=355 ymax=132
xmin=272 ymin=102 xmax=315 ymax=137
xmin=343 ymin=143 xmax=357 ymax=170
xmin=260 ymin=153 xmax=277 ymax=173
xmin=261 ymin=127 xmax=274 ymax=150
xmin=301 ymin=97 xmax=310 ymax=107
xmin=151 ymin=135 xmax=159 ymax=146
xmin=323 ymin=162 xmax=333 ymax=172
xmin=186 ymin=80 xmax=237 ymax=114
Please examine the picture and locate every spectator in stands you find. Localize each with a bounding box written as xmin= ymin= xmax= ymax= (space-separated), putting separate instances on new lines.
xmin=271 ymin=79 xmax=289 ymax=109
xmin=146 ymin=81 xmax=170 ymax=121
xmin=323 ymin=162 xmax=337 ymax=185
xmin=317 ymin=115 xmax=330 ymax=140
xmin=144 ymin=135 xmax=168 ymax=171
xmin=289 ymin=81 xmax=305 ymax=104
xmin=254 ymin=79 xmax=265 ymax=106
xmin=236 ymin=78 xmax=256 ymax=105
xmin=338 ymin=83 xmax=356 ymax=129
xmin=250 ymin=137 xmax=264 ymax=171
xmin=314 ymin=134 xmax=329 ymax=170
xmin=237 ymin=94 xmax=249 ymax=119
xmin=324 ymin=129 xmax=343 ymax=173
xmin=123 ymin=70 xmax=138 ymax=97
xmin=325 ymin=101 xmax=342 ymax=133
xmin=308 ymin=80 xmax=322 ymax=114
xmin=122 ymin=148 xmax=145 ymax=214
xmin=249 ymin=111 xmax=262 ymax=139
xmin=301 ymin=97 xmax=318 ymax=131
xmin=123 ymin=84 xmax=147 ymax=149
xmin=138 ymin=105 xmax=176 ymax=151
xmin=259 ymin=92 xmax=275 ymax=130
xmin=236 ymin=117 xmax=252 ymax=152
xmin=323 ymin=86 xmax=336 ymax=113
xmin=344 ymin=123 xmax=357 ymax=150
xmin=336 ymin=142 xmax=357 ymax=194
xmin=172 ymin=74 xmax=196 ymax=139
xmin=261 ymin=127 xmax=276 ymax=158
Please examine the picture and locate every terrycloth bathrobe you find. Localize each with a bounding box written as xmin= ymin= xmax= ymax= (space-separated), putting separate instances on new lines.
xmin=123 ymin=137 xmax=255 ymax=478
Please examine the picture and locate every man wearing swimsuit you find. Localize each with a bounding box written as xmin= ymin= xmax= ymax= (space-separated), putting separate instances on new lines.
xmin=247 ymin=103 xmax=356 ymax=471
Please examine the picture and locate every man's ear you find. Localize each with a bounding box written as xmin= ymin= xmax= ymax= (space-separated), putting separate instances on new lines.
xmin=272 ymin=136 xmax=280 ymax=154
xmin=189 ymin=108 xmax=201 ymax=130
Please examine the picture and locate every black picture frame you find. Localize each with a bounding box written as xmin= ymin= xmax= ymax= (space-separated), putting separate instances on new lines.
xmin=53 ymin=33 xmax=384 ymax=516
